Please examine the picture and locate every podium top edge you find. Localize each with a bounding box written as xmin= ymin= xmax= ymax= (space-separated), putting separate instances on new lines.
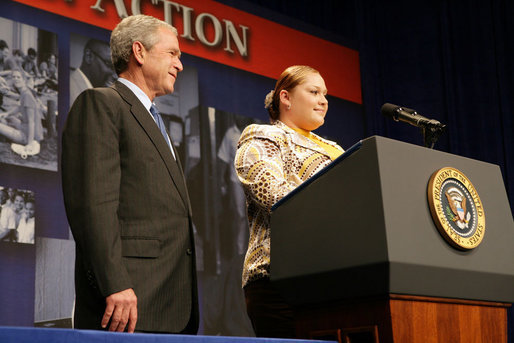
xmin=271 ymin=139 xmax=363 ymax=211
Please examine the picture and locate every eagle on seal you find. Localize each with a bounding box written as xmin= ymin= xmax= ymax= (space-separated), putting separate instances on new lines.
xmin=445 ymin=187 xmax=469 ymax=228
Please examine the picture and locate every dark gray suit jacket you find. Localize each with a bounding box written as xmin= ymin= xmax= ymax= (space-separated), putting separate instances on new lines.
xmin=62 ymin=81 xmax=198 ymax=333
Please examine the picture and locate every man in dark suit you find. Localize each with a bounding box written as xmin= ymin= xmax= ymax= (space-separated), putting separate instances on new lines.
xmin=62 ymin=14 xmax=198 ymax=334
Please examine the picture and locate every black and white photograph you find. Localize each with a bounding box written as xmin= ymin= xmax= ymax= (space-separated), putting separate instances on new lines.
xmin=185 ymin=107 xmax=260 ymax=336
xmin=0 ymin=16 xmax=58 ymax=171
xmin=34 ymin=236 xmax=75 ymax=328
xmin=69 ymin=33 xmax=116 ymax=105
xmin=0 ymin=185 xmax=35 ymax=245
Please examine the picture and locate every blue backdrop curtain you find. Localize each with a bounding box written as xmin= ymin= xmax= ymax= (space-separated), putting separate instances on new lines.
xmin=355 ymin=0 xmax=513 ymax=212
xmin=355 ymin=2 xmax=514 ymax=340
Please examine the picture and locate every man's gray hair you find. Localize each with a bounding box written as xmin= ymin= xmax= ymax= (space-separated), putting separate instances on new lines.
xmin=110 ymin=14 xmax=178 ymax=75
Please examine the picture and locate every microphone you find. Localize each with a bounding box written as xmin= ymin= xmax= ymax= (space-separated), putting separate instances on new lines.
xmin=381 ymin=103 xmax=445 ymax=129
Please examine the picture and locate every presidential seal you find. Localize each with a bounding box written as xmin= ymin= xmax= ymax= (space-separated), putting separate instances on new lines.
xmin=427 ymin=167 xmax=485 ymax=250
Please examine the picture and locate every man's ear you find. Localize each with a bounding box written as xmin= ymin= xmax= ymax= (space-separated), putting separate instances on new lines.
xmin=132 ymin=41 xmax=146 ymax=65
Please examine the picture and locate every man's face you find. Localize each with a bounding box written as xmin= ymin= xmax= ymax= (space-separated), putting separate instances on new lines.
xmin=141 ymin=27 xmax=183 ymax=98
xmin=14 ymin=195 xmax=24 ymax=212
xmin=25 ymin=202 xmax=35 ymax=218
xmin=89 ymin=44 xmax=116 ymax=87
xmin=14 ymin=53 xmax=23 ymax=63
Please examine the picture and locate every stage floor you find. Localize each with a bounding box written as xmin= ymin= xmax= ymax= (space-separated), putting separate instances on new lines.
xmin=0 ymin=326 xmax=335 ymax=343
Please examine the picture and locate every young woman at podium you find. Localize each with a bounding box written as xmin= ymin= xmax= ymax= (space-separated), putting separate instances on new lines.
xmin=234 ymin=65 xmax=344 ymax=338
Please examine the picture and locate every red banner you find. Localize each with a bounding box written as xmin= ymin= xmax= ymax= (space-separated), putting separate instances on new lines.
xmin=12 ymin=0 xmax=362 ymax=104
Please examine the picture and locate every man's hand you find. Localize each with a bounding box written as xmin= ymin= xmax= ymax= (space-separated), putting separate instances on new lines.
xmin=102 ymin=288 xmax=138 ymax=332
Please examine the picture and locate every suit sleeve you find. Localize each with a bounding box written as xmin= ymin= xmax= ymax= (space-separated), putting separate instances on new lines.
xmin=62 ymin=89 xmax=132 ymax=297
xmin=234 ymin=125 xmax=297 ymax=213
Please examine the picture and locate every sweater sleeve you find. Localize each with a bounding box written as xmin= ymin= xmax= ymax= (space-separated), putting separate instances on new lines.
xmin=234 ymin=124 xmax=297 ymax=213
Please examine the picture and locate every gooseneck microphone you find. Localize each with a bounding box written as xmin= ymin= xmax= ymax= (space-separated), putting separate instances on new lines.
xmin=381 ymin=103 xmax=445 ymax=129
xmin=380 ymin=103 xmax=446 ymax=148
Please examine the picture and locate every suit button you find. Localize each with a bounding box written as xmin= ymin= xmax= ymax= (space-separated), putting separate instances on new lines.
xmin=186 ymin=248 xmax=192 ymax=255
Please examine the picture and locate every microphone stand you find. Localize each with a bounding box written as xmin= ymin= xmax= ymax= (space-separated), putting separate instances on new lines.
xmin=382 ymin=104 xmax=447 ymax=149
xmin=421 ymin=122 xmax=446 ymax=149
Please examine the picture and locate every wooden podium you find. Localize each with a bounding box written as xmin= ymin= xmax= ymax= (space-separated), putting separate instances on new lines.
xmin=270 ymin=136 xmax=514 ymax=343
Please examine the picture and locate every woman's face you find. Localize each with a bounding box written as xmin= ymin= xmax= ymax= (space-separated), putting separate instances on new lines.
xmin=12 ymin=71 xmax=25 ymax=89
xmin=281 ymin=72 xmax=328 ymax=131
xmin=0 ymin=48 xmax=9 ymax=60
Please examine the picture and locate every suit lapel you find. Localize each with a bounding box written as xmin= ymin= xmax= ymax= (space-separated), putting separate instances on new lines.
xmin=113 ymin=82 xmax=190 ymax=211
xmin=171 ymin=142 xmax=193 ymax=214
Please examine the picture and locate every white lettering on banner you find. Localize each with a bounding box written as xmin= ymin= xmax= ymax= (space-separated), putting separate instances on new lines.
xmin=87 ymin=0 xmax=249 ymax=57
xmin=90 ymin=0 xmax=129 ymax=17
xmin=195 ymin=13 xmax=222 ymax=47
xmin=223 ymin=19 xmax=248 ymax=56
xmin=162 ymin=1 xmax=195 ymax=41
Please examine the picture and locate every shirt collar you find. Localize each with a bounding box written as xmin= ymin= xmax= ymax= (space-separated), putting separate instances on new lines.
xmin=117 ymin=77 xmax=152 ymax=111
xmin=291 ymin=127 xmax=312 ymax=138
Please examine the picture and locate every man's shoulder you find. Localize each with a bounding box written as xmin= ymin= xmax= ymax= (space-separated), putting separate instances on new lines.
xmin=75 ymin=85 xmax=123 ymax=104
xmin=69 ymin=86 xmax=128 ymax=121
xmin=5 ymin=57 xmax=17 ymax=69
xmin=0 ymin=205 xmax=14 ymax=219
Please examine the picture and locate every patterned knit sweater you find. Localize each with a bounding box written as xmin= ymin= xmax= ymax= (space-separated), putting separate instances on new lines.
xmin=234 ymin=120 xmax=344 ymax=286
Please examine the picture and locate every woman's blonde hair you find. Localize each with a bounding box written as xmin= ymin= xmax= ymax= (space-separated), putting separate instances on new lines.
xmin=264 ymin=65 xmax=320 ymax=121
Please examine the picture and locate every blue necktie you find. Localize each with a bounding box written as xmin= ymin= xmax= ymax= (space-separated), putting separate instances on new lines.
xmin=150 ymin=104 xmax=176 ymax=159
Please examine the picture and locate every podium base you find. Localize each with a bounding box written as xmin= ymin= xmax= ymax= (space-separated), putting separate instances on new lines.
xmin=295 ymin=294 xmax=510 ymax=343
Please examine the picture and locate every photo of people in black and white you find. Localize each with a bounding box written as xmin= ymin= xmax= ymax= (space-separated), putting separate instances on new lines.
xmin=0 ymin=186 xmax=35 ymax=244
xmin=69 ymin=34 xmax=117 ymax=105
xmin=0 ymin=17 xmax=58 ymax=171
xmin=34 ymin=236 xmax=75 ymax=328
xmin=185 ymin=107 xmax=260 ymax=336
